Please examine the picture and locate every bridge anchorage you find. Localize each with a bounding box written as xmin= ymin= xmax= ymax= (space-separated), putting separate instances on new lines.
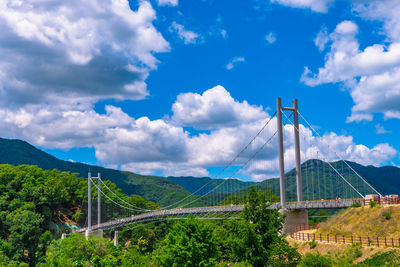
xmin=74 ymin=97 xmax=384 ymax=238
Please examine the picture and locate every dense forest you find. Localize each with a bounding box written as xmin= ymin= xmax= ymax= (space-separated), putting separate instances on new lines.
xmin=1 ymin=163 xmax=400 ymax=266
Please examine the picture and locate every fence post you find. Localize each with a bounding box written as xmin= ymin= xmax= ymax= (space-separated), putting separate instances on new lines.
xmin=343 ymin=236 xmax=345 ymax=244
xmin=392 ymin=238 xmax=394 ymax=248
xmin=385 ymin=237 xmax=387 ymax=247
xmin=351 ymin=236 xmax=353 ymax=244
xmin=377 ymin=237 xmax=379 ymax=247
xmin=327 ymin=234 xmax=329 ymax=243
xmin=320 ymin=233 xmax=322 ymax=242
xmin=359 ymin=236 xmax=362 ymax=245
xmin=335 ymin=235 xmax=337 ymax=243
xmin=308 ymin=233 xmax=310 ymax=241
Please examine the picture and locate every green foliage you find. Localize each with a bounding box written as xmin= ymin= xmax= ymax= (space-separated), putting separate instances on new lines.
xmin=158 ymin=215 xmax=218 ymax=266
xmin=357 ymin=250 xmax=400 ymax=266
xmin=236 ymin=187 xmax=300 ymax=267
xmin=299 ymin=252 xmax=332 ymax=267
xmin=39 ymin=233 xmax=120 ymax=266
xmin=369 ymin=200 xmax=377 ymax=208
xmin=308 ymin=239 xmax=317 ymax=249
xmin=0 ymin=164 xmax=159 ymax=266
xmin=352 ymin=202 xmax=362 ymax=208
xmin=382 ymin=210 xmax=392 ymax=220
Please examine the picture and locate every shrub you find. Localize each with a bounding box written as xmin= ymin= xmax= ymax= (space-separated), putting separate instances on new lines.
xmin=369 ymin=200 xmax=377 ymax=208
xmin=352 ymin=202 xmax=362 ymax=208
xmin=308 ymin=240 xmax=317 ymax=249
xmin=383 ymin=211 xmax=392 ymax=220
xmin=299 ymin=252 xmax=332 ymax=267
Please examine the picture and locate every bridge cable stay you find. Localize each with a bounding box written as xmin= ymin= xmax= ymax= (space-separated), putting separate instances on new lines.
xmin=283 ymin=111 xmax=365 ymax=199
xmin=281 ymin=111 xmax=366 ymax=199
xmin=179 ymin=112 xmax=294 ymax=210
xmin=159 ymin=112 xmax=277 ymax=210
xmin=179 ymin=128 xmax=279 ymax=209
xmin=98 ymin=178 xmax=151 ymax=211
xmin=297 ymin=111 xmax=382 ymax=197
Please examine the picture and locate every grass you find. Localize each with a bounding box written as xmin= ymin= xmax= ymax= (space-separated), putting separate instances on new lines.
xmin=317 ymin=205 xmax=400 ymax=238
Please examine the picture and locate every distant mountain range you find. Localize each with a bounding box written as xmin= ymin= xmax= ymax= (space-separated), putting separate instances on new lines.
xmin=0 ymin=138 xmax=192 ymax=207
xmin=1 ymin=137 xmax=400 ymax=205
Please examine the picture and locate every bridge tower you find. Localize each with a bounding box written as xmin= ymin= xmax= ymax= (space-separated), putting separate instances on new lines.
xmin=277 ymin=98 xmax=303 ymax=208
xmin=87 ymin=172 xmax=101 ymax=234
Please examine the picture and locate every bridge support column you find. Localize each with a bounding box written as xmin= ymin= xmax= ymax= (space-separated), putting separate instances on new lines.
xmin=114 ymin=231 xmax=119 ymax=246
xmin=282 ymin=210 xmax=308 ymax=234
xmin=85 ymin=229 xmax=90 ymax=240
xmin=277 ymin=98 xmax=286 ymax=209
xmin=293 ymin=99 xmax=303 ymax=202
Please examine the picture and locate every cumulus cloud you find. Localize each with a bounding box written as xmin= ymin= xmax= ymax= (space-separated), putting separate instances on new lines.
xmin=302 ymin=16 xmax=400 ymax=122
xmin=171 ymin=85 xmax=266 ymax=129
xmin=225 ymin=57 xmax=246 ymax=70
xmin=0 ymin=0 xmax=169 ymax=109
xmin=0 ymin=85 xmax=396 ymax=180
xmin=314 ymin=26 xmax=329 ymax=51
xmin=157 ymin=0 xmax=178 ymax=6
xmin=170 ymin=22 xmax=201 ymax=44
xmin=270 ymin=0 xmax=335 ymax=13
xmin=375 ymin=124 xmax=392 ymax=134
xmin=265 ymin=32 xmax=277 ymax=44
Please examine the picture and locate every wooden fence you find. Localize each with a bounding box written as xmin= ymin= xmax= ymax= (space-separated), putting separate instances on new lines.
xmin=290 ymin=224 xmax=400 ymax=248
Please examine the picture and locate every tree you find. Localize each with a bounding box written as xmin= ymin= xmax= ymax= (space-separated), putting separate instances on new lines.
xmin=239 ymin=187 xmax=300 ymax=267
xmin=158 ymin=216 xmax=218 ymax=266
xmin=6 ymin=208 xmax=44 ymax=264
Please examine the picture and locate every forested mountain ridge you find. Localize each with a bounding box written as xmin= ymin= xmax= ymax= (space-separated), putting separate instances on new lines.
xmin=2 ymin=137 xmax=400 ymax=204
xmin=0 ymin=138 xmax=191 ymax=207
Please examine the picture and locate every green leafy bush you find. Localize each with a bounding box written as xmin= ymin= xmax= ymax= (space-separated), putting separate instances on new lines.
xmin=369 ymin=200 xmax=377 ymax=208
xmin=352 ymin=202 xmax=362 ymax=208
xmin=383 ymin=211 xmax=392 ymax=220
xmin=299 ymin=252 xmax=332 ymax=267
xmin=308 ymin=240 xmax=317 ymax=249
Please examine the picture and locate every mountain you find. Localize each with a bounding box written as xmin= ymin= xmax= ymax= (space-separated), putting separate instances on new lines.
xmin=2 ymin=137 xmax=400 ymax=205
xmin=166 ymin=176 xmax=255 ymax=195
xmin=0 ymin=138 xmax=192 ymax=207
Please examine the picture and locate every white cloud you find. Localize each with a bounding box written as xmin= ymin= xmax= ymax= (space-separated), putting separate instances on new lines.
xmin=171 ymin=85 xmax=266 ymax=129
xmin=265 ymin=32 xmax=277 ymax=44
xmin=170 ymin=22 xmax=201 ymax=44
xmin=314 ymin=26 xmax=329 ymax=51
xmin=0 ymin=0 xmax=169 ymax=109
xmin=157 ymin=0 xmax=178 ymax=6
xmin=301 ymin=17 xmax=400 ymax=122
xmin=375 ymin=124 xmax=392 ymax=134
xmin=270 ymin=0 xmax=335 ymax=13
xmin=0 ymin=85 xmax=396 ymax=179
xmin=226 ymin=57 xmax=246 ymax=70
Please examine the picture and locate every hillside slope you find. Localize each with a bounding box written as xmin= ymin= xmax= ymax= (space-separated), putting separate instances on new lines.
xmin=317 ymin=205 xmax=400 ymax=238
xmin=0 ymin=138 xmax=191 ymax=207
xmin=166 ymin=176 xmax=255 ymax=195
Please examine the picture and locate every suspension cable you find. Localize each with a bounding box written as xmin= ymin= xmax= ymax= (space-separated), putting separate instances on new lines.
xmin=179 ymin=129 xmax=279 ymax=208
xmin=298 ymin=111 xmax=381 ymax=196
xmin=160 ymin=112 xmax=277 ymax=209
xmin=90 ymin=178 xmax=147 ymax=212
xmin=180 ymin=112 xmax=293 ymax=208
xmin=281 ymin=111 xmax=365 ymax=198
xmin=99 ymin=178 xmax=151 ymax=211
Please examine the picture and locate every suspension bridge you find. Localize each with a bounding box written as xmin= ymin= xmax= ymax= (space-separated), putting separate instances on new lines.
xmin=73 ymin=98 xmax=384 ymax=237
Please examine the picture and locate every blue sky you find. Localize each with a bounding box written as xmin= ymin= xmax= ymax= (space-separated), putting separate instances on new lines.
xmin=1 ymin=0 xmax=399 ymax=181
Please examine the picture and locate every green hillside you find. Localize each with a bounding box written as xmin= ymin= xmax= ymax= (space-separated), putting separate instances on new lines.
xmin=0 ymin=138 xmax=191 ymax=207
xmin=166 ymin=176 xmax=255 ymax=195
xmin=2 ymin=137 xmax=400 ymax=206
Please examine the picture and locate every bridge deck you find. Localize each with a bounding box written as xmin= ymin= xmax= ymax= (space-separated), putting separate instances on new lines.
xmin=76 ymin=199 xmax=360 ymax=233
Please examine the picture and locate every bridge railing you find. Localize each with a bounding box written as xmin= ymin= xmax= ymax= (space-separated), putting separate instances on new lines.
xmin=291 ymin=224 xmax=400 ymax=248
